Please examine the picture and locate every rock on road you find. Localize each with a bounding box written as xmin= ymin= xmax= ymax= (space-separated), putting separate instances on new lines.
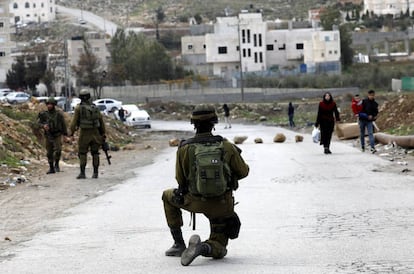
xmin=1 ymin=121 xmax=414 ymax=273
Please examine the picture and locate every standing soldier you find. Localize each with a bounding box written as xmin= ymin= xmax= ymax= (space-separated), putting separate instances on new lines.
xmin=69 ymin=89 xmax=106 ymax=179
xmin=162 ymin=104 xmax=249 ymax=266
xmin=37 ymin=97 xmax=68 ymax=174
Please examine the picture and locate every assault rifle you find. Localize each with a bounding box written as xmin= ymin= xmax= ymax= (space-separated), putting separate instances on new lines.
xmin=38 ymin=111 xmax=54 ymax=144
xmin=102 ymin=140 xmax=112 ymax=165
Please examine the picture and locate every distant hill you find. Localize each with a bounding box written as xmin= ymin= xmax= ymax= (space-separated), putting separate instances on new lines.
xmin=57 ymin=0 xmax=336 ymax=27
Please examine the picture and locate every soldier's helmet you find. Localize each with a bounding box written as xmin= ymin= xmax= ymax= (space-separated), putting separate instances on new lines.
xmin=190 ymin=104 xmax=218 ymax=124
xmin=79 ymin=89 xmax=91 ymax=101
xmin=46 ymin=97 xmax=56 ymax=105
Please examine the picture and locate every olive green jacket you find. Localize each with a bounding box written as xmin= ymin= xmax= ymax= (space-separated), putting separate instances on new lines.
xmin=175 ymin=132 xmax=249 ymax=190
xmin=37 ymin=109 xmax=68 ymax=137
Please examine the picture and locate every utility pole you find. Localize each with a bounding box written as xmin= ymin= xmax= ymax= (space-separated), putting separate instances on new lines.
xmin=237 ymin=17 xmax=245 ymax=102
xmin=64 ymin=39 xmax=70 ymax=111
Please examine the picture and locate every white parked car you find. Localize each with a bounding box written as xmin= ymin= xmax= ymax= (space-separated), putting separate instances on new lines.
xmin=70 ymin=97 xmax=81 ymax=111
xmin=115 ymin=104 xmax=151 ymax=128
xmin=93 ymin=98 xmax=122 ymax=113
xmin=0 ymin=89 xmax=12 ymax=102
xmin=5 ymin=92 xmax=31 ymax=104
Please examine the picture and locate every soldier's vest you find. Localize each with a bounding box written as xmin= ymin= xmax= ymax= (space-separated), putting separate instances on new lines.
xmin=79 ymin=104 xmax=100 ymax=129
xmin=184 ymin=136 xmax=232 ymax=198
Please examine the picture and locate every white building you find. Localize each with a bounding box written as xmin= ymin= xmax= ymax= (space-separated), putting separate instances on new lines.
xmin=363 ymin=0 xmax=414 ymax=16
xmin=9 ymin=0 xmax=56 ymax=24
xmin=181 ymin=12 xmax=341 ymax=79
xmin=0 ymin=0 xmax=13 ymax=84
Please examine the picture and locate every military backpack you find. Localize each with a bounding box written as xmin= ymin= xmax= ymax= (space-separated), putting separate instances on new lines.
xmin=79 ymin=103 xmax=101 ymax=129
xmin=185 ymin=136 xmax=232 ymax=198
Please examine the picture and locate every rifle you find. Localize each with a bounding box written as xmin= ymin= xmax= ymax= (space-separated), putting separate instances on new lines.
xmin=102 ymin=140 xmax=112 ymax=165
xmin=38 ymin=111 xmax=54 ymax=144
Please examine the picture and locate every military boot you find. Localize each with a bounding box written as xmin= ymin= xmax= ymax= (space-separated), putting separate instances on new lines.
xmin=181 ymin=234 xmax=211 ymax=266
xmin=46 ymin=162 xmax=55 ymax=174
xmin=54 ymin=160 xmax=60 ymax=172
xmin=165 ymin=228 xmax=186 ymax=257
xmin=76 ymin=166 xmax=86 ymax=179
xmin=92 ymin=154 xmax=99 ymax=179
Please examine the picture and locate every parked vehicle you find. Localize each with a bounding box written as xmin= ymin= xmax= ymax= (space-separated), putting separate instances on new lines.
xmin=0 ymin=89 xmax=12 ymax=102
xmin=93 ymin=98 xmax=122 ymax=113
xmin=5 ymin=92 xmax=31 ymax=104
xmin=115 ymin=104 xmax=151 ymax=128
xmin=70 ymin=98 xmax=81 ymax=111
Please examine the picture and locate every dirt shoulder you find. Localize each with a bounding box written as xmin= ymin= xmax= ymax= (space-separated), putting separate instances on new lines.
xmin=0 ymin=129 xmax=192 ymax=259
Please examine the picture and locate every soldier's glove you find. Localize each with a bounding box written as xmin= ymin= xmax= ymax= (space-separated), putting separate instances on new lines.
xmin=172 ymin=188 xmax=185 ymax=205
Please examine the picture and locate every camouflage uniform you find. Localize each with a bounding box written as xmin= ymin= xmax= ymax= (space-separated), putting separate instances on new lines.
xmin=162 ymin=105 xmax=249 ymax=266
xmin=69 ymin=90 xmax=105 ymax=179
xmin=37 ymin=97 xmax=68 ymax=174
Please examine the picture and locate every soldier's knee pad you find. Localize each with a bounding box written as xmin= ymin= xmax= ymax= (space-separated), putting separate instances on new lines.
xmin=212 ymin=213 xmax=241 ymax=239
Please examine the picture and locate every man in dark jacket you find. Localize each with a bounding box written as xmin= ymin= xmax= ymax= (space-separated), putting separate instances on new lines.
xmin=359 ymin=90 xmax=379 ymax=153
xmin=162 ymin=104 xmax=249 ymax=266
xmin=37 ymin=97 xmax=68 ymax=174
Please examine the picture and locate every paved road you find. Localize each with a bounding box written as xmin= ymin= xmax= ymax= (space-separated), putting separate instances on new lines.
xmin=1 ymin=121 xmax=414 ymax=273
xmin=57 ymin=5 xmax=118 ymax=37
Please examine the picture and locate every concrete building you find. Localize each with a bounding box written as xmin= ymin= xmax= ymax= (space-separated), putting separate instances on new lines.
xmin=9 ymin=0 xmax=56 ymax=25
xmin=181 ymin=12 xmax=341 ymax=79
xmin=363 ymin=0 xmax=414 ymax=16
xmin=66 ymin=32 xmax=110 ymax=88
xmin=0 ymin=0 xmax=13 ymax=84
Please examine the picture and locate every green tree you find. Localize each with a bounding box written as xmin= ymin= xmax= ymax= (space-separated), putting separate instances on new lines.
xmin=6 ymin=58 xmax=26 ymax=90
xmin=320 ymin=6 xmax=341 ymax=30
xmin=339 ymin=25 xmax=354 ymax=69
xmin=109 ymin=29 xmax=178 ymax=84
xmin=24 ymin=55 xmax=47 ymax=91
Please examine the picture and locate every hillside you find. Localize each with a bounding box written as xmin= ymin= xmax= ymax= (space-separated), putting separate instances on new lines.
xmin=57 ymin=0 xmax=336 ymax=27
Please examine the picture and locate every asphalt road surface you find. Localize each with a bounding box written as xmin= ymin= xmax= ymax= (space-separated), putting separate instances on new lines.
xmin=1 ymin=121 xmax=413 ymax=273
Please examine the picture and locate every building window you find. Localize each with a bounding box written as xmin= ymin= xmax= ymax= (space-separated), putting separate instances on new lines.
xmin=203 ymin=44 xmax=206 ymax=49
xmin=259 ymin=52 xmax=263 ymax=63
xmin=0 ymin=52 xmax=6 ymax=57
xmin=26 ymin=14 xmax=30 ymax=17
xmin=243 ymin=48 xmax=246 ymax=57
xmin=253 ymin=34 xmax=257 ymax=47
xmin=242 ymin=29 xmax=246 ymax=43
xmin=94 ymin=47 xmax=100 ymax=52
xmin=0 ymin=22 xmax=4 ymax=28
xmin=13 ymin=3 xmax=18 ymax=9
xmin=248 ymin=48 xmax=251 ymax=57
xmin=334 ymin=50 xmax=338 ymax=54
xmin=218 ymin=46 xmax=227 ymax=54
xmin=41 ymin=3 xmax=44 ymax=8
xmin=278 ymin=44 xmax=286 ymax=50
xmin=25 ymin=2 xmax=30 ymax=8
xmin=321 ymin=53 xmax=325 ymax=57
xmin=296 ymin=43 xmax=304 ymax=50
xmin=259 ymin=34 xmax=262 ymax=47
xmin=325 ymin=36 xmax=330 ymax=41
xmin=329 ymin=50 xmax=332 ymax=54
xmin=247 ymin=29 xmax=250 ymax=43
xmin=33 ymin=3 xmax=36 ymax=8
xmin=267 ymin=44 xmax=274 ymax=51
xmin=254 ymin=52 xmax=258 ymax=63
xmin=187 ymin=44 xmax=193 ymax=50
xmin=236 ymin=45 xmax=239 ymax=51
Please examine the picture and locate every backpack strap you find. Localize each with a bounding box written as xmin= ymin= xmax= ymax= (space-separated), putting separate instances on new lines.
xmin=180 ymin=135 xmax=223 ymax=147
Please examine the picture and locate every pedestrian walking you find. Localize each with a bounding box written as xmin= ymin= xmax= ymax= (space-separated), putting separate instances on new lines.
xmin=358 ymin=90 xmax=379 ymax=153
xmin=69 ymin=89 xmax=106 ymax=179
xmin=315 ymin=92 xmax=341 ymax=154
xmin=162 ymin=104 xmax=249 ymax=266
xmin=288 ymin=102 xmax=295 ymax=127
xmin=37 ymin=97 xmax=68 ymax=174
xmin=222 ymin=103 xmax=231 ymax=129
xmin=118 ymin=107 xmax=126 ymax=122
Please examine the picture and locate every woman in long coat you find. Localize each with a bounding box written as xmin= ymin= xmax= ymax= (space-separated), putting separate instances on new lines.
xmin=315 ymin=92 xmax=340 ymax=154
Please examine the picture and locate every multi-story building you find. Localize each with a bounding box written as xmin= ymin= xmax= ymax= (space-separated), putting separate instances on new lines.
xmin=363 ymin=0 xmax=414 ymax=16
xmin=181 ymin=12 xmax=341 ymax=79
xmin=9 ymin=0 xmax=56 ymax=25
xmin=0 ymin=0 xmax=13 ymax=84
